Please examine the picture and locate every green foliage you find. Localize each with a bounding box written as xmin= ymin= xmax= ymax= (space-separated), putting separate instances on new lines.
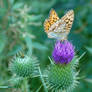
xmin=0 ymin=0 xmax=92 ymax=92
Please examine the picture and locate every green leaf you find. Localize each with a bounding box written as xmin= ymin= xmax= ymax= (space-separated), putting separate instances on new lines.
xmin=0 ymin=86 xmax=11 ymax=88
xmin=32 ymin=42 xmax=48 ymax=50
xmin=0 ymin=32 xmax=7 ymax=53
xmin=24 ymin=36 xmax=32 ymax=55
xmin=9 ymin=0 xmax=15 ymax=5
xmin=0 ymin=7 xmax=7 ymax=16
xmin=84 ymin=78 xmax=92 ymax=84
xmin=27 ymin=15 xmax=42 ymax=22
xmin=3 ymin=0 xmax=8 ymax=9
xmin=85 ymin=47 xmax=92 ymax=54
xmin=12 ymin=2 xmax=23 ymax=10
xmin=38 ymin=67 xmax=48 ymax=92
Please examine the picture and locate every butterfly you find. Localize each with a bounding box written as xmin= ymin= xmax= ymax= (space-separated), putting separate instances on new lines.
xmin=44 ymin=9 xmax=74 ymax=41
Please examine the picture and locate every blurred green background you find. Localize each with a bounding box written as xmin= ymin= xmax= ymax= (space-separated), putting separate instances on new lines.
xmin=0 ymin=0 xmax=92 ymax=92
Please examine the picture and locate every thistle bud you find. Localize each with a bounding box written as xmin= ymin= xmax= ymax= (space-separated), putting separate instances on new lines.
xmin=9 ymin=55 xmax=39 ymax=77
xmin=45 ymin=63 xmax=79 ymax=91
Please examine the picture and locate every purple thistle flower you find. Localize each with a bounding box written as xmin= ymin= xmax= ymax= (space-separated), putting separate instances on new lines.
xmin=52 ymin=40 xmax=75 ymax=64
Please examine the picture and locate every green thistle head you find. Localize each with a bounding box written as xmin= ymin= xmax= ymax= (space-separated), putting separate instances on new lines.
xmin=9 ymin=55 xmax=39 ymax=77
xmin=44 ymin=57 xmax=79 ymax=92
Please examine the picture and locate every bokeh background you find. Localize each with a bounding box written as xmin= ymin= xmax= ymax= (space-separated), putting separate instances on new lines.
xmin=0 ymin=0 xmax=92 ymax=92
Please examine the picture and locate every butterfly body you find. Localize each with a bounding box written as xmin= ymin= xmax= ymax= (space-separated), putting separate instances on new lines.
xmin=44 ymin=9 xmax=74 ymax=41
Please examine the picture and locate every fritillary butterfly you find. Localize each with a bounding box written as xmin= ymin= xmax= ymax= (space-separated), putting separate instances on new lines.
xmin=44 ymin=9 xmax=74 ymax=41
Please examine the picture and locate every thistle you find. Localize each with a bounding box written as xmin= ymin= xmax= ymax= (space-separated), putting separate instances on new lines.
xmin=9 ymin=54 xmax=39 ymax=77
xmin=52 ymin=40 xmax=75 ymax=64
xmin=44 ymin=40 xmax=80 ymax=92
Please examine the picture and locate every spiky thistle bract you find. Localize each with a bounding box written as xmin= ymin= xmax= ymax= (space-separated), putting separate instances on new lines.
xmin=44 ymin=56 xmax=80 ymax=92
xmin=9 ymin=54 xmax=39 ymax=77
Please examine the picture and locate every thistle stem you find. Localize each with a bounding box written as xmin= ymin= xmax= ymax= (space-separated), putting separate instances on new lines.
xmin=21 ymin=79 xmax=29 ymax=92
xmin=38 ymin=67 xmax=48 ymax=92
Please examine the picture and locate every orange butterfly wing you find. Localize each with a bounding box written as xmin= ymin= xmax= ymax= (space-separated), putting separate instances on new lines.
xmin=44 ymin=9 xmax=59 ymax=33
xmin=61 ymin=10 xmax=74 ymax=32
